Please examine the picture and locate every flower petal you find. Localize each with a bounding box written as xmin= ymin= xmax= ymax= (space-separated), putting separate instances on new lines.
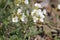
xmin=12 ymin=16 xmax=18 ymax=22
xmin=58 ymin=4 xmax=60 ymax=9
xmin=24 ymin=0 xmax=29 ymax=4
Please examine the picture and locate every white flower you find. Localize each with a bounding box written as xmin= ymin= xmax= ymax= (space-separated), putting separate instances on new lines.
xmin=36 ymin=9 xmax=45 ymax=18
xmin=33 ymin=16 xmax=38 ymax=22
xmin=40 ymin=18 xmax=44 ymax=22
xmin=20 ymin=16 xmax=25 ymax=22
xmin=12 ymin=16 xmax=18 ymax=22
xmin=17 ymin=9 xmax=22 ymax=14
xmin=24 ymin=0 xmax=29 ymax=4
xmin=36 ymin=9 xmax=43 ymax=16
xmin=16 ymin=4 xmax=19 ymax=6
xmin=34 ymin=3 xmax=42 ymax=8
xmin=40 ymin=14 xmax=45 ymax=18
xmin=58 ymin=4 xmax=60 ymax=9
xmin=31 ymin=9 xmax=37 ymax=16
xmin=20 ymin=13 xmax=26 ymax=22
xmin=43 ymin=9 xmax=47 ymax=15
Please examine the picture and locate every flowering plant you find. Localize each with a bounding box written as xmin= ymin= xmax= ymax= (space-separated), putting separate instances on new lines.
xmin=0 ymin=0 xmax=48 ymax=40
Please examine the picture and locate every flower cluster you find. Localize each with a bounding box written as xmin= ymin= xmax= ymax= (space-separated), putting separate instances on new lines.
xmin=31 ymin=9 xmax=46 ymax=23
xmin=16 ymin=0 xmax=29 ymax=6
xmin=12 ymin=0 xmax=47 ymax=23
xmin=12 ymin=8 xmax=27 ymax=23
